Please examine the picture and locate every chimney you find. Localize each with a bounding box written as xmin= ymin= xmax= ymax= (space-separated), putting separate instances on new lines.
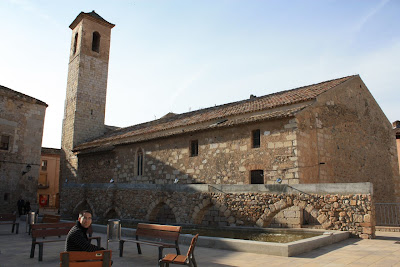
xmin=393 ymin=121 xmax=400 ymax=129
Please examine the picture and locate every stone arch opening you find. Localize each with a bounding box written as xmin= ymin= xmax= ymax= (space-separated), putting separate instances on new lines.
xmin=73 ymin=200 xmax=95 ymax=219
xmin=192 ymin=202 xmax=213 ymax=225
xmin=146 ymin=199 xmax=177 ymax=224
xmin=257 ymin=198 xmax=328 ymax=229
xmin=302 ymin=208 xmax=322 ymax=228
xmin=192 ymin=201 xmax=234 ymax=227
xmin=103 ymin=207 xmax=121 ymax=220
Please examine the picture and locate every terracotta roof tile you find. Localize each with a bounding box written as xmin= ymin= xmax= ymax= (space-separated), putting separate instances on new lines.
xmin=69 ymin=10 xmax=115 ymax=29
xmin=74 ymin=75 xmax=355 ymax=151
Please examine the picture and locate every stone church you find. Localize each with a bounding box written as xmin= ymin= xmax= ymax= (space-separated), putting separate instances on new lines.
xmin=60 ymin=11 xmax=399 ymax=224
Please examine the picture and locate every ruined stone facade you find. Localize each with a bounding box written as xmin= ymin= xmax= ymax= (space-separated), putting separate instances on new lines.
xmin=0 ymin=85 xmax=47 ymax=213
xmin=61 ymin=183 xmax=375 ymax=238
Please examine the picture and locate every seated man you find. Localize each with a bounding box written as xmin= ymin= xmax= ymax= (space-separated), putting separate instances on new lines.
xmin=65 ymin=210 xmax=105 ymax=251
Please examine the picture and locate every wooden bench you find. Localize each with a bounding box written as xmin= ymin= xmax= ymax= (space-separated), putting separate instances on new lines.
xmin=60 ymin=250 xmax=112 ymax=267
xmin=30 ymin=222 xmax=101 ymax=261
xmin=0 ymin=213 xmax=19 ymax=234
xmin=160 ymin=234 xmax=199 ymax=267
xmin=42 ymin=214 xmax=61 ymax=223
xmin=119 ymin=223 xmax=181 ymax=264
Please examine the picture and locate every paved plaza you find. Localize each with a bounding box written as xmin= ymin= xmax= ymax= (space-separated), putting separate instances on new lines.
xmin=0 ymin=219 xmax=400 ymax=266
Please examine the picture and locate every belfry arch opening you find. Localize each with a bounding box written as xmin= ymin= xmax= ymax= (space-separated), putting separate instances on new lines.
xmin=73 ymin=32 xmax=78 ymax=54
xmin=92 ymin=31 xmax=100 ymax=53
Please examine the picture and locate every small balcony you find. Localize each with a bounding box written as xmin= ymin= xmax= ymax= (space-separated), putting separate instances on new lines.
xmin=38 ymin=183 xmax=49 ymax=189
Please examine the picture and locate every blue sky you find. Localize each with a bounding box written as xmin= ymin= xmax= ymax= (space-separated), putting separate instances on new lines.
xmin=0 ymin=0 xmax=399 ymax=148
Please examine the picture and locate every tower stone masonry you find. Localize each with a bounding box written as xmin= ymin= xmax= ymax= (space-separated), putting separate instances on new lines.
xmin=61 ymin=11 xmax=115 ymax=184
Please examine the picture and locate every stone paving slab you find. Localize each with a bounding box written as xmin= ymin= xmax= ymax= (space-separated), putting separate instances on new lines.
xmin=0 ymin=220 xmax=400 ymax=266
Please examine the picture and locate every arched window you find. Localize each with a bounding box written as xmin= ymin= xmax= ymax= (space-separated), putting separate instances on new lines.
xmin=137 ymin=149 xmax=143 ymax=176
xmin=73 ymin=33 xmax=78 ymax=54
xmin=92 ymin=31 xmax=100 ymax=53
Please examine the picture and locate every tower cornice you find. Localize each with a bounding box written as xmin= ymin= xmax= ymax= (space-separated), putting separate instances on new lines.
xmin=69 ymin=10 xmax=115 ymax=30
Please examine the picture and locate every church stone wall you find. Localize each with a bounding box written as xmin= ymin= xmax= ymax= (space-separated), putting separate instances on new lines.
xmin=77 ymin=118 xmax=300 ymax=185
xmin=296 ymin=76 xmax=400 ymax=203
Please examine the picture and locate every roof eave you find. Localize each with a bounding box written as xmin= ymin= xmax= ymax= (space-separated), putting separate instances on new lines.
xmin=69 ymin=12 xmax=115 ymax=30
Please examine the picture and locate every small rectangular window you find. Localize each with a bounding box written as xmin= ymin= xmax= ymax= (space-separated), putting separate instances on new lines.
xmin=1 ymin=135 xmax=10 ymax=150
xmin=190 ymin=140 xmax=198 ymax=157
xmin=251 ymin=170 xmax=264 ymax=184
xmin=39 ymin=173 xmax=48 ymax=186
xmin=41 ymin=160 xmax=48 ymax=171
xmin=252 ymin=129 xmax=260 ymax=148
xmin=137 ymin=151 xmax=143 ymax=176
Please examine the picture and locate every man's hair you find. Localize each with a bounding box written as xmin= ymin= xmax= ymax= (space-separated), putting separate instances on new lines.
xmin=78 ymin=210 xmax=92 ymax=218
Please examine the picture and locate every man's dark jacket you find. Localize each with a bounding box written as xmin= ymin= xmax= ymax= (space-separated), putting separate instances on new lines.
xmin=65 ymin=221 xmax=103 ymax=252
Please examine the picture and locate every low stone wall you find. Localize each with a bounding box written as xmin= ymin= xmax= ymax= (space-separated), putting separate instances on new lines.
xmin=61 ymin=182 xmax=375 ymax=238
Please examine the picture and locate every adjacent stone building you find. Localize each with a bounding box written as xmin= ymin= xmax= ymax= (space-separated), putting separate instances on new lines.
xmin=60 ymin=12 xmax=399 ymax=231
xmin=0 ymin=85 xmax=47 ymax=213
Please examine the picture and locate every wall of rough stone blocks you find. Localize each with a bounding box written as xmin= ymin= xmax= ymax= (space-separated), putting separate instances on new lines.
xmin=76 ymin=118 xmax=300 ymax=186
xmin=61 ymin=16 xmax=112 ymax=189
xmin=296 ymin=76 xmax=400 ymax=203
xmin=61 ymin=184 xmax=375 ymax=238
xmin=0 ymin=89 xmax=46 ymax=213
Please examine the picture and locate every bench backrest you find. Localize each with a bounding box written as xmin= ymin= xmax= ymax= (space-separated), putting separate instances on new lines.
xmin=60 ymin=250 xmax=112 ymax=267
xmin=136 ymin=223 xmax=181 ymax=241
xmin=31 ymin=222 xmax=75 ymax=238
xmin=0 ymin=213 xmax=16 ymax=222
xmin=42 ymin=214 xmax=61 ymax=223
xmin=187 ymin=234 xmax=199 ymax=257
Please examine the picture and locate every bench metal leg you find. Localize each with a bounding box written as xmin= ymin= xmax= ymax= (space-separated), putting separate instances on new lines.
xmin=119 ymin=240 xmax=125 ymax=257
xmin=191 ymin=255 xmax=197 ymax=267
xmin=158 ymin=247 xmax=164 ymax=266
xmin=15 ymin=223 xmax=19 ymax=234
xmin=136 ymin=243 xmax=142 ymax=255
xmin=30 ymin=242 xmax=36 ymax=258
xmin=38 ymin=243 xmax=43 ymax=261
xmin=12 ymin=223 xmax=15 ymax=233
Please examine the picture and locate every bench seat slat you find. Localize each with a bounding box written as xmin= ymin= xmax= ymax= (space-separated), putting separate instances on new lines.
xmin=172 ymin=254 xmax=188 ymax=264
xmin=136 ymin=223 xmax=181 ymax=232
xmin=122 ymin=239 xmax=176 ymax=247
xmin=35 ymin=239 xmax=65 ymax=244
xmin=136 ymin=228 xmax=181 ymax=240
xmin=66 ymin=251 xmax=107 ymax=261
xmin=32 ymin=228 xmax=70 ymax=238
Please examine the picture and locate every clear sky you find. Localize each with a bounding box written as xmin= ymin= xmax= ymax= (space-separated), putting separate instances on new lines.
xmin=1 ymin=0 xmax=398 ymax=149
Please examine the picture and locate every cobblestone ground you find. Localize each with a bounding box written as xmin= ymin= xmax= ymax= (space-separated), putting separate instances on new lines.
xmin=0 ymin=219 xmax=400 ymax=267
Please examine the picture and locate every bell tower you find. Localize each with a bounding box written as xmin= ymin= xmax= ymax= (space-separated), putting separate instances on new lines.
xmin=61 ymin=11 xmax=115 ymax=183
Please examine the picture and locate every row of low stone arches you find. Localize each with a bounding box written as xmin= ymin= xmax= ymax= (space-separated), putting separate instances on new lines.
xmin=72 ymin=197 xmax=325 ymax=229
